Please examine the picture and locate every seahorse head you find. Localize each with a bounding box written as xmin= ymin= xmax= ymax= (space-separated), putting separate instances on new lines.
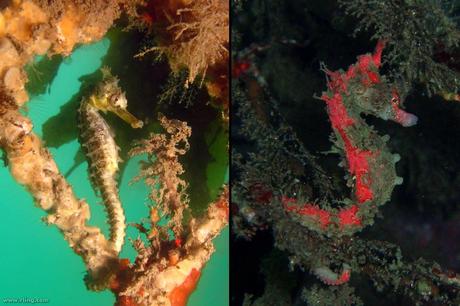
xmin=356 ymin=81 xmax=418 ymax=127
xmin=104 ymin=81 xmax=128 ymax=110
xmin=90 ymin=68 xmax=144 ymax=129
xmin=325 ymin=40 xmax=418 ymax=128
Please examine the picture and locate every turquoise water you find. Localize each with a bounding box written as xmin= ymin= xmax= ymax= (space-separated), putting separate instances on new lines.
xmin=0 ymin=31 xmax=228 ymax=305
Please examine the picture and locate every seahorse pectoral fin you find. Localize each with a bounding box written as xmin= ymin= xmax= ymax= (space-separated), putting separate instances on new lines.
xmin=111 ymin=107 xmax=144 ymax=129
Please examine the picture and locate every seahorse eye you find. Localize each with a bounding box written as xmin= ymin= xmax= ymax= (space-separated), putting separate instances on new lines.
xmin=107 ymin=93 xmax=116 ymax=103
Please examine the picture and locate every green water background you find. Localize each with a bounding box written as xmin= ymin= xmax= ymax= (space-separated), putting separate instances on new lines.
xmin=0 ymin=29 xmax=228 ymax=306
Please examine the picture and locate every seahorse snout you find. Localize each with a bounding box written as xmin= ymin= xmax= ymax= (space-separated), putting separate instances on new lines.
xmin=395 ymin=108 xmax=418 ymax=127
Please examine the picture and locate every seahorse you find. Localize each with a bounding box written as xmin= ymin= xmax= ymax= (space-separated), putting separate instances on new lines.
xmin=78 ymin=67 xmax=143 ymax=254
xmin=282 ymin=40 xmax=418 ymax=236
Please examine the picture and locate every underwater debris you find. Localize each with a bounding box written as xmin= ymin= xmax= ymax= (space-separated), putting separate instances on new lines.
xmin=97 ymin=113 xmax=229 ymax=306
xmin=136 ymin=0 xmax=229 ymax=86
xmin=129 ymin=113 xmax=191 ymax=238
xmin=120 ymin=188 xmax=227 ymax=306
xmin=157 ymin=69 xmax=200 ymax=107
xmin=133 ymin=0 xmax=229 ymax=122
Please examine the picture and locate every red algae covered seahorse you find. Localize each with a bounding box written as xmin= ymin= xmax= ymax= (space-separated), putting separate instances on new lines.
xmin=78 ymin=68 xmax=143 ymax=256
xmin=283 ymin=40 xmax=418 ymax=236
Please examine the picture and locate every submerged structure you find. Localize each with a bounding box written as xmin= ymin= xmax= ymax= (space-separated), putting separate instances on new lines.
xmin=0 ymin=1 xmax=229 ymax=306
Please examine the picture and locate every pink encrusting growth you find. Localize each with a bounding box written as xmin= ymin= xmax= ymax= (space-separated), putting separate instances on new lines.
xmin=313 ymin=264 xmax=352 ymax=286
xmin=338 ymin=205 xmax=362 ymax=227
xmin=322 ymin=94 xmax=354 ymax=130
xmin=283 ymin=40 xmax=411 ymax=233
xmin=282 ymin=196 xmax=331 ymax=228
xmin=328 ymin=39 xmax=385 ymax=92
xmin=342 ymin=142 xmax=374 ymax=204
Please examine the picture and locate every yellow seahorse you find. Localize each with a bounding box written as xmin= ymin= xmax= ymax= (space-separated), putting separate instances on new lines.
xmin=78 ymin=67 xmax=142 ymax=254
